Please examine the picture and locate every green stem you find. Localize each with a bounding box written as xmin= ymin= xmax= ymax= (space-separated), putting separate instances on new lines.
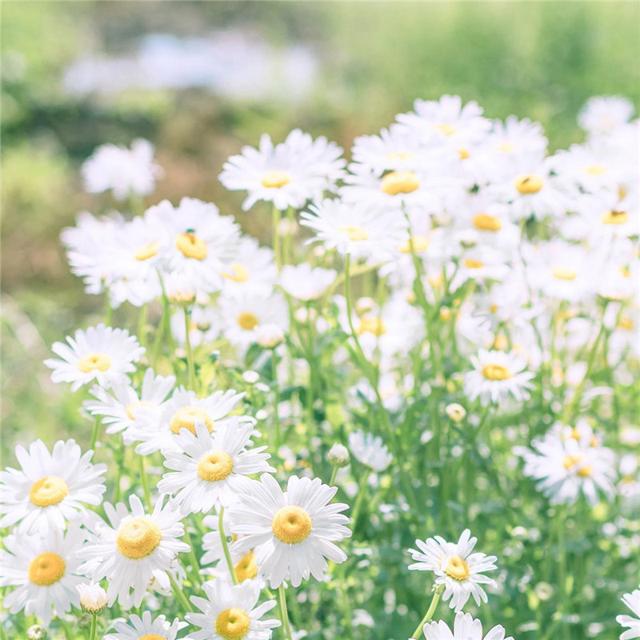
xmin=169 ymin=573 xmax=192 ymax=613
xmin=184 ymin=527 xmax=203 ymax=588
xmin=272 ymin=205 xmax=282 ymax=271
xmin=277 ymin=584 xmax=294 ymax=640
xmin=272 ymin=350 xmax=281 ymax=449
xmin=183 ymin=306 xmax=196 ymax=391
xmin=329 ymin=464 xmax=339 ymax=486
xmin=350 ymin=471 xmax=370 ymax=530
xmin=139 ymin=455 xmax=152 ymax=511
xmin=89 ymin=614 xmax=97 ymax=640
xmin=90 ymin=417 xmax=100 ymax=451
xmin=218 ymin=507 xmax=238 ymax=584
xmin=410 ymin=584 xmax=444 ymax=639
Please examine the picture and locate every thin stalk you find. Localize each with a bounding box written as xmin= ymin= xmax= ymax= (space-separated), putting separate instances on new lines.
xmin=272 ymin=205 xmax=282 ymax=271
xmin=350 ymin=471 xmax=370 ymax=530
xmin=183 ymin=306 xmax=197 ymax=391
xmin=272 ymin=349 xmax=282 ymax=449
xmin=277 ymin=584 xmax=294 ymax=640
xmin=218 ymin=507 xmax=238 ymax=584
xmin=139 ymin=455 xmax=152 ymax=511
xmin=184 ymin=527 xmax=203 ymax=588
xmin=329 ymin=464 xmax=339 ymax=486
xmin=89 ymin=614 xmax=97 ymax=640
xmin=90 ymin=417 xmax=100 ymax=451
xmin=410 ymin=584 xmax=444 ymax=639
xmin=169 ymin=574 xmax=192 ymax=613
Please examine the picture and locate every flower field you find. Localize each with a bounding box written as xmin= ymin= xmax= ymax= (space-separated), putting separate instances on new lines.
xmin=1 ymin=4 xmax=639 ymax=640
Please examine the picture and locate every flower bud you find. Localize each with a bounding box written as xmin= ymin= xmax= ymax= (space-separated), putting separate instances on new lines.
xmin=27 ymin=626 xmax=46 ymax=640
xmin=255 ymin=323 xmax=285 ymax=348
xmin=445 ymin=403 xmax=466 ymax=422
xmin=76 ymin=582 xmax=108 ymax=614
xmin=327 ymin=443 xmax=350 ymax=468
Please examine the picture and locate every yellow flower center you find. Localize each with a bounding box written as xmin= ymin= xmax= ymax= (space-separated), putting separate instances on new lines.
xmin=435 ymin=123 xmax=456 ymax=136
xmin=577 ymin=465 xmax=593 ymax=477
xmin=29 ymin=476 xmax=69 ymax=507
xmin=445 ymin=555 xmax=470 ymax=581
xmin=498 ymin=141 xmax=514 ymax=153
xmin=481 ymin=363 xmax=512 ymax=381
xmin=215 ymin=608 xmax=251 ymax=640
xmin=272 ymin=505 xmax=312 ymax=544
xmin=618 ymin=315 xmax=634 ymax=331
xmin=472 ymin=213 xmax=502 ymax=232
xmin=236 ymin=312 xmax=259 ymax=331
xmin=380 ymin=171 xmax=420 ymax=195
xmin=463 ymin=258 xmax=484 ymax=269
xmin=134 ymin=242 xmax=159 ymax=261
xmin=339 ymin=225 xmax=369 ymax=242
xmin=601 ymin=210 xmax=628 ymax=225
xmin=176 ymin=232 xmax=208 ymax=261
xmin=492 ymin=334 xmax=509 ymax=351
xmin=386 ymin=151 xmax=414 ymax=161
xmin=261 ymin=170 xmax=291 ymax=189
xmin=196 ymin=450 xmax=234 ymax=482
xmin=116 ymin=517 xmax=162 ymax=559
xmin=552 ymin=267 xmax=577 ymax=281
xmin=139 ymin=636 xmax=167 ymax=640
xmin=28 ymin=552 xmax=66 ymax=586
xmin=563 ymin=453 xmax=583 ymax=470
xmin=458 ymin=147 xmax=470 ymax=160
xmin=515 ymin=175 xmax=544 ymax=195
xmin=584 ymin=164 xmax=606 ymax=176
xmin=170 ymin=406 xmax=215 ymax=435
xmin=234 ymin=550 xmax=258 ymax=582
xmin=78 ymin=352 xmax=112 ymax=373
xmin=357 ymin=315 xmax=387 ymax=337
xmin=399 ymin=235 xmax=430 ymax=254
xmin=125 ymin=400 xmax=152 ymax=421
xmin=223 ymin=263 xmax=250 ymax=283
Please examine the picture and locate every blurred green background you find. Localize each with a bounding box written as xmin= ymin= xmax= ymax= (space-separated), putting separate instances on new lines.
xmin=2 ymin=0 xmax=639 ymax=459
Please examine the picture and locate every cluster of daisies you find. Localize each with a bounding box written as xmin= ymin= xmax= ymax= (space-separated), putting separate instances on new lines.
xmin=2 ymin=94 xmax=639 ymax=640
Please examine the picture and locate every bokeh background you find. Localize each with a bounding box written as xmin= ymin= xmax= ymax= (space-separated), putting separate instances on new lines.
xmin=2 ymin=0 xmax=640 ymax=459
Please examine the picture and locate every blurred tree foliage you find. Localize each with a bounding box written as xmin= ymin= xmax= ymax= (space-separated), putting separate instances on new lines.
xmin=1 ymin=0 xmax=639 ymax=454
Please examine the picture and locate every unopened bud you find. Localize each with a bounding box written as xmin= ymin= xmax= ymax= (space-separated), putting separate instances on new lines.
xmin=327 ymin=443 xmax=350 ymax=467
xmin=76 ymin=582 xmax=108 ymax=613
xmin=255 ymin=323 xmax=284 ymax=348
xmin=445 ymin=403 xmax=466 ymax=422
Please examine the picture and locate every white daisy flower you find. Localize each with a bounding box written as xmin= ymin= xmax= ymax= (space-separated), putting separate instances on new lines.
xmin=408 ymin=529 xmax=498 ymax=612
xmin=279 ymin=264 xmax=336 ymax=301
xmin=464 ymin=349 xmax=534 ymax=406
xmin=146 ymin=197 xmax=241 ymax=294
xmin=187 ymin=578 xmax=280 ymax=640
xmin=85 ymin=368 xmax=175 ymax=442
xmin=131 ymin=387 xmax=252 ymax=455
xmin=202 ymin=511 xmax=260 ymax=583
xmin=0 ymin=527 xmax=84 ymax=624
xmin=422 ymin=611 xmax=514 ymax=640
xmin=44 ymin=324 xmax=144 ymax=392
xmin=228 ymin=474 xmax=351 ymax=587
xmin=578 ymin=96 xmax=635 ymax=136
xmin=82 ymin=139 xmax=161 ymax=200
xmin=617 ymin=588 xmax=640 ymax=640
xmin=348 ymin=430 xmax=392 ymax=472
xmin=78 ymin=495 xmax=189 ymax=608
xmin=300 ymin=199 xmax=405 ymax=262
xmin=487 ymin=115 xmax=547 ymax=169
xmin=219 ymin=129 xmax=345 ymax=211
xmin=158 ymin=421 xmax=273 ymax=514
xmin=517 ymin=425 xmax=616 ymax=505
xmin=217 ymin=291 xmax=289 ymax=350
xmin=220 ymin=237 xmax=277 ymax=298
xmin=104 ymin=611 xmax=187 ymax=640
xmin=0 ymin=439 xmax=106 ymax=534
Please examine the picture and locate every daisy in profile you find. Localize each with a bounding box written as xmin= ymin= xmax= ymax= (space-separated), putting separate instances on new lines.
xmin=187 ymin=578 xmax=280 ymax=640
xmin=279 ymin=264 xmax=336 ymax=301
xmin=158 ymin=422 xmax=273 ymax=514
xmin=301 ymin=199 xmax=405 ymax=262
xmin=617 ymin=588 xmax=640 ymax=640
xmin=105 ymin=612 xmax=187 ymax=640
xmin=0 ymin=526 xmax=84 ymax=624
xmin=219 ymin=128 xmax=344 ymax=211
xmin=422 ymin=612 xmax=514 ymax=640
xmin=76 ymin=582 xmax=108 ymax=613
xmin=131 ymin=387 xmax=252 ymax=455
xmin=217 ymin=291 xmax=288 ymax=350
xmin=202 ymin=511 xmax=260 ymax=583
xmin=78 ymin=495 xmax=188 ymax=608
xmin=82 ymin=139 xmax=161 ymax=200
xmin=45 ymin=324 xmax=144 ymax=391
xmin=517 ymin=425 xmax=616 ymax=505
xmin=0 ymin=439 xmax=106 ymax=534
xmin=348 ymin=430 xmax=392 ymax=472
xmin=408 ymin=529 xmax=497 ymax=612
xmin=146 ymin=197 xmax=240 ymax=294
xmin=85 ymin=368 xmax=175 ymax=442
xmin=464 ymin=350 xmax=534 ymax=406
xmin=228 ymin=473 xmax=351 ymax=587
